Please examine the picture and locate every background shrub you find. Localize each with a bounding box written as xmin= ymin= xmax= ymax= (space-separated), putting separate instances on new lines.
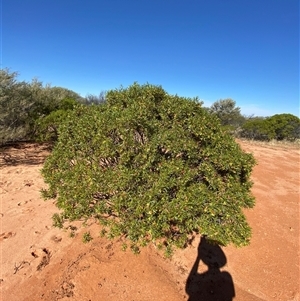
xmin=0 ymin=69 xmax=33 ymax=144
xmin=42 ymin=83 xmax=256 ymax=254
xmin=241 ymin=114 xmax=300 ymax=141
xmin=0 ymin=69 xmax=83 ymax=145
xmin=209 ymin=98 xmax=245 ymax=133
xmin=34 ymin=98 xmax=78 ymax=142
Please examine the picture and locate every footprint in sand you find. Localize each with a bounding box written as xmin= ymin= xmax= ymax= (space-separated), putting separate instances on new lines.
xmin=22 ymin=207 xmax=34 ymax=214
xmin=51 ymin=235 xmax=62 ymax=243
xmin=0 ymin=232 xmax=16 ymax=242
xmin=31 ymin=248 xmax=51 ymax=271
xmin=17 ymin=200 xmax=29 ymax=206
xmin=24 ymin=180 xmax=34 ymax=187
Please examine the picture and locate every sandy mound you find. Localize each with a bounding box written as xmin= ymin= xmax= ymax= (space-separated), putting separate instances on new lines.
xmin=1 ymin=141 xmax=299 ymax=301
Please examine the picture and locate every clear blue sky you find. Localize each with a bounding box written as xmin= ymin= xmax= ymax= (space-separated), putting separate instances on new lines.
xmin=2 ymin=0 xmax=299 ymax=117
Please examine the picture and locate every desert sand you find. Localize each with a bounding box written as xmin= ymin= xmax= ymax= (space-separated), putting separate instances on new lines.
xmin=1 ymin=141 xmax=299 ymax=301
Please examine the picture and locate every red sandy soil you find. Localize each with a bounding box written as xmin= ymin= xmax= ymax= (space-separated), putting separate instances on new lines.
xmin=1 ymin=141 xmax=299 ymax=301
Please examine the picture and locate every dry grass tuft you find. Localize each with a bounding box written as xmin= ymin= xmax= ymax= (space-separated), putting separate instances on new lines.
xmin=237 ymin=138 xmax=300 ymax=150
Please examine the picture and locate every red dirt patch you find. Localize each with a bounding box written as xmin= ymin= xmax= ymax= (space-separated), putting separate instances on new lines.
xmin=1 ymin=141 xmax=299 ymax=300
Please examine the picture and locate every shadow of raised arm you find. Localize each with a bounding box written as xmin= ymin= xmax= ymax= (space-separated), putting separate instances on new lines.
xmin=186 ymin=236 xmax=235 ymax=301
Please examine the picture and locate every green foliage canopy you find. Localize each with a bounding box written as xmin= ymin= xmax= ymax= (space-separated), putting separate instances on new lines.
xmin=209 ymin=98 xmax=245 ymax=131
xmin=240 ymin=117 xmax=271 ymax=140
xmin=0 ymin=68 xmax=83 ymax=144
xmin=42 ymin=83 xmax=256 ymax=254
xmin=267 ymin=114 xmax=300 ymax=141
xmin=34 ymin=98 xmax=78 ymax=142
xmin=241 ymin=114 xmax=300 ymax=141
xmin=0 ymin=69 xmax=32 ymax=143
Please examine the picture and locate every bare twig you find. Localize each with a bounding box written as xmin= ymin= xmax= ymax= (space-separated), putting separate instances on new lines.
xmin=13 ymin=261 xmax=30 ymax=274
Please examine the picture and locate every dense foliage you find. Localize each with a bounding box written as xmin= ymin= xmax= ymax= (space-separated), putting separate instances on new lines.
xmin=42 ymin=83 xmax=256 ymax=255
xmin=2 ymin=68 xmax=298 ymax=146
xmin=0 ymin=69 xmax=83 ymax=145
xmin=34 ymin=97 xmax=78 ymax=142
xmin=241 ymin=114 xmax=300 ymax=141
xmin=209 ymin=99 xmax=245 ymax=132
xmin=0 ymin=69 xmax=32 ymax=144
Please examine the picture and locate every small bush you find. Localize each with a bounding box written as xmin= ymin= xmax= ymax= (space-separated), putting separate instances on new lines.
xmin=52 ymin=213 xmax=64 ymax=229
xmin=34 ymin=98 xmax=78 ymax=142
xmin=42 ymin=83 xmax=256 ymax=255
xmin=82 ymin=231 xmax=93 ymax=243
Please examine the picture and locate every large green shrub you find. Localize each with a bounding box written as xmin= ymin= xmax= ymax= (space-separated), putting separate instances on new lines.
xmin=42 ymin=83 xmax=256 ymax=255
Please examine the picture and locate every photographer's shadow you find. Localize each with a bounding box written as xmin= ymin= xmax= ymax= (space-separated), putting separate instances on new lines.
xmin=186 ymin=236 xmax=235 ymax=301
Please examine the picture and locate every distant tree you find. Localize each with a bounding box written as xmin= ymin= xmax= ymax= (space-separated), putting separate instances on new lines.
xmin=209 ymin=99 xmax=245 ymax=132
xmin=84 ymin=92 xmax=106 ymax=105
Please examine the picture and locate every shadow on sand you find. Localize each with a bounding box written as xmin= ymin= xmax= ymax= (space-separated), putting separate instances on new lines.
xmin=186 ymin=236 xmax=235 ymax=301
xmin=0 ymin=142 xmax=51 ymax=166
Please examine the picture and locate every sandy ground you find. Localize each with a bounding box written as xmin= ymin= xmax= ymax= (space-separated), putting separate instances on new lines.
xmin=0 ymin=141 xmax=299 ymax=301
